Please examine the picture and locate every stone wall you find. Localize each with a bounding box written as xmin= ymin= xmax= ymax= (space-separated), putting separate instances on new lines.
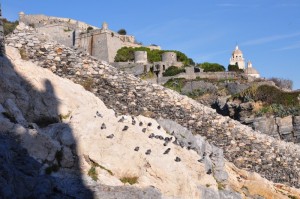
xmin=6 ymin=26 xmax=300 ymax=188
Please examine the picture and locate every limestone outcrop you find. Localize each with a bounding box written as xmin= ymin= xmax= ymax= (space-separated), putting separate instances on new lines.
xmin=1 ymin=23 xmax=300 ymax=198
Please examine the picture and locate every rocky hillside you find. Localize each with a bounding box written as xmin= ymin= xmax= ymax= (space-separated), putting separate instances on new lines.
xmin=1 ymin=22 xmax=300 ymax=198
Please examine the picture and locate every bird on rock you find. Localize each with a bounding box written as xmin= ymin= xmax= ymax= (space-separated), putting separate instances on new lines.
xmin=145 ymin=149 xmax=151 ymax=155
xmin=163 ymin=148 xmax=171 ymax=155
xmin=134 ymin=147 xmax=139 ymax=151
xmin=106 ymin=134 xmax=114 ymax=139
xmin=101 ymin=123 xmax=106 ymax=130
xmin=118 ymin=117 xmax=125 ymax=123
xmin=175 ymin=157 xmax=181 ymax=162
xmin=122 ymin=126 xmax=129 ymax=131
xmin=96 ymin=111 xmax=103 ymax=118
xmin=142 ymin=128 xmax=146 ymax=133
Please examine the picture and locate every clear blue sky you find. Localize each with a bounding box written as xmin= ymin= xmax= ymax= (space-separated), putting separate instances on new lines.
xmin=3 ymin=0 xmax=300 ymax=89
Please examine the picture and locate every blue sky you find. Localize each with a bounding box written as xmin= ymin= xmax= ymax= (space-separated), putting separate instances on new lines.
xmin=3 ymin=0 xmax=300 ymax=89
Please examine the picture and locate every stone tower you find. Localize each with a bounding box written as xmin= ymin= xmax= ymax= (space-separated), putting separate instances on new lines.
xmin=229 ymin=45 xmax=245 ymax=69
xmin=0 ymin=3 xmax=5 ymax=56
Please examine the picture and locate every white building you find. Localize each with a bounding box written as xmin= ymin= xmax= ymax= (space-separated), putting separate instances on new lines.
xmin=229 ymin=45 xmax=245 ymax=69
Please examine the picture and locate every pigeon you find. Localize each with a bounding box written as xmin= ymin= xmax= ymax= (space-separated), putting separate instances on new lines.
xmin=101 ymin=123 xmax=106 ymax=130
xmin=134 ymin=147 xmax=139 ymax=152
xmin=147 ymin=122 xmax=152 ymax=127
xmin=175 ymin=157 xmax=181 ymax=162
xmin=142 ymin=128 xmax=146 ymax=133
xmin=106 ymin=134 xmax=114 ymax=139
xmin=206 ymin=169 xmax=212 ymax=175
xmin=163 ymin=148 xmax=171 ymax=155
xmin=122 ymin=126 xmax=129 ymax=131
xmin=139 ymin=122 xmax=143 ymax=126
xmin=145 ymin=149 xmax=151 ymax=155
xmin=157 ymin=126 xmax=161 ymax=129
xmin=118 ymin=117 xmax=125 ymax=123
xmin=96 ymin=111 xmax=103 ymax=118
xmin=148 ymin=133 xmax=155 ymax=139
xmin=132 ymin=120 xmax=136 ymax=125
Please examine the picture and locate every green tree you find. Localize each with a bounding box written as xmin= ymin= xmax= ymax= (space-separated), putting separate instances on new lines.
xmin=118 ymin=29 xmax=127 ymax=35
xmin=198 ymin=62 xmax=225 ymax=72
xmin=228 ymin=64 xmax=243 ymax=72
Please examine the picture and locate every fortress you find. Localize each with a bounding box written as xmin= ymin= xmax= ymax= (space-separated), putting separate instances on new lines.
xmin=18 ymin=12 xmax=160 ymax=63
xmin=18 ymin=12 xmax=260 ymax=80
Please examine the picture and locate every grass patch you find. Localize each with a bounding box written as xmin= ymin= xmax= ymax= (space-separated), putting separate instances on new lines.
xmin=163 ymin=78 xmax=186 ymax=93
xmin=187 ymin=89 xmax=205 ymax=99
xmin=59 ymin=112 xmax=71 ymax=121
xmin=78 ymin=77 xmax=94 ymax=91
xmin=120 ymin=176 xmax=139 ymax=185
xmin=288 ymin=195 xmax=298 ymax=199
xmin=141 ymin=71 xmax=155 ymax=80
xmin=19 ymin=48 xmax=29 ymax=60
xmin=217 ymin=182 xmax=225 ymax=190
xmin=88 ymin=166 xmax=98 ymax=181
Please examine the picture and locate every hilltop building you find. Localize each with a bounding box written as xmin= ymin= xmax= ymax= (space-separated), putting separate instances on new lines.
xmin=229 ymin=45 xmax=245 ymax=69
xmin=229 ymin=45 xmax=260 ymax=78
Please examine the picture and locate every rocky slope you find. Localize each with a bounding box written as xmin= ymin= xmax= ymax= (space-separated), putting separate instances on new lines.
xmin=1 ymin=23 xmax=300 ymax=198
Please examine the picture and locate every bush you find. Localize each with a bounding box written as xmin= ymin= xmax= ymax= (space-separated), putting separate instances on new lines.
xmin=163 ymin=78 xmax=186 ymax=93
xmin=3 ymin=19 xmax=19 ymax=35
xmin=162 ymin=66 xmax=185 ymax=76
xmin=120 ymin=176 xmax=138 ymax=185
xmin=87 ymin=26 xmax=94 ymax=33
xmin=269 ymin=77 xmax=293 ymax=90
xmin=118 ymin=29 xmax=127 ymax=35
xmin=228 ymin=64 xmax=243 ymax=72
xmin=198 ymin=62 xmax=225 ymax=72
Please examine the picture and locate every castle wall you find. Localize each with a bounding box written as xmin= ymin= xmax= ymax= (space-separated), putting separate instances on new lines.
xmin=37 ymin=25 xmax=75 ymax=47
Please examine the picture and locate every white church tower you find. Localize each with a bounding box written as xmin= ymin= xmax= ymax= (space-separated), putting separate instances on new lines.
xmin=229 ymin=45 xmax=245 ymax=69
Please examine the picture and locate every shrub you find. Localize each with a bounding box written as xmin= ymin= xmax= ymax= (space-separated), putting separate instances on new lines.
xmin=228 ymin=64 xmax=243 ymax=72
xmin=2 ymin=19 xmax=19 ymax=35
xmin=162 ymin=66 xmax=185 ymax=76
xmin=163 ymin=78 xmax=186 ymax=93
xmin=117 ymin=29 xmax=127 ymax=35
xmin=120 ymin=176 xmax=139 ymax=185
xmin=87 ymin=26 xmax=94 ymax=33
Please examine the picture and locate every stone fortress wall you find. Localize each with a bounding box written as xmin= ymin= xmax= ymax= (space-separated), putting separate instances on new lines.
xmin=18 ymin=13 xmax=160 ymax=63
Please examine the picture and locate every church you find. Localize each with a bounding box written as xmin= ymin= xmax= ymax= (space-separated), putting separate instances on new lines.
xmin=229 ymin=45 xmax=260 ymax=78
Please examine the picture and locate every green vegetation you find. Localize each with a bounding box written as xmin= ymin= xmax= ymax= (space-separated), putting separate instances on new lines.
xmin=234 ymin=85 xmax=300 ymax=117
xmin=217 ymin=182 xmax=225 ymax=190
xmin=228 ymin=64 xmax=243 ymax=72
xmin=162 ymin=66 xmax=185 ymax=76
xmin=87 ymin=26 xmax=94 ymax=32
xmin=141 ymin=71 xmax=155 ymax=80
xmin=88 ymin=166 xmax=98 ymax=181
xmin=163 ymin=78 xmax=186 ymax=93
xmin=198 ymin=62 xmax=225 ymax=72
xmin=114 ymin=47 xmax=193 ymax=66
xmin=117 ymin=29 xmax=127 ymax=35
xmin=19 ymin=48 xmax=28 ymax=60
xmin=120 ymin=176 xmax=139 ymax=185
xmin=78 ymin=77 xmax=94 ymax=91
xmin=186 ymin=89 xmax=205 ymax=99
xmin=2 ymin=19 xmax=19 ymax=35
xmin=288 ymin=195 xmax=298 ymax=199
